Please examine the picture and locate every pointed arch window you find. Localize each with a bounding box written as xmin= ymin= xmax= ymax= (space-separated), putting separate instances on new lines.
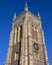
xmin=16 ymin=26 xmax=22 ymax=42
xmin=16 ymin=28 xmax=18 ymax=42
xmin=20 ymin=26 xmax=22 ymax=40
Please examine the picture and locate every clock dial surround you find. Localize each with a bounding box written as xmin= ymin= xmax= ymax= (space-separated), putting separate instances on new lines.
xmin=33 ymin=43 xmax=39 ymax=50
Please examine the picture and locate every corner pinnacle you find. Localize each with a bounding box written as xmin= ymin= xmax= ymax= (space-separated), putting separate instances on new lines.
xmin=24 ymin=2 xmax=28 ymax=12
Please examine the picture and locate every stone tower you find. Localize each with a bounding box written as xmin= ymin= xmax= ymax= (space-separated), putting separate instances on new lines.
xmin=4 ymin=3 xmax=49 ymax=65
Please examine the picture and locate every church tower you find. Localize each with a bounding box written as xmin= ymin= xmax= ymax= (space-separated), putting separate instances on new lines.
xmin=4 ymin=3 xmax=49 ymax=65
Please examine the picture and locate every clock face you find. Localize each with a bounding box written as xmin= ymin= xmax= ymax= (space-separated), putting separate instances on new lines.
xmin=33 ymin=43 xmax=39 ymax=50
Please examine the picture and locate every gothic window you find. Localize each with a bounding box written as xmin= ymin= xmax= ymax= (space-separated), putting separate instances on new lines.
xmin=16 ymin=26 xmax=22 ymax=42
xmin=20 ymin=26 xmax=22 ymax=40
xmin=16 ymin=28 xmax=18 ymax=43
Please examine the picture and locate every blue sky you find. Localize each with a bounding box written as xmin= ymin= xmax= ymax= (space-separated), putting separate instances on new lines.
xmin=0 ymin=0 xmax=52 ymax=65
